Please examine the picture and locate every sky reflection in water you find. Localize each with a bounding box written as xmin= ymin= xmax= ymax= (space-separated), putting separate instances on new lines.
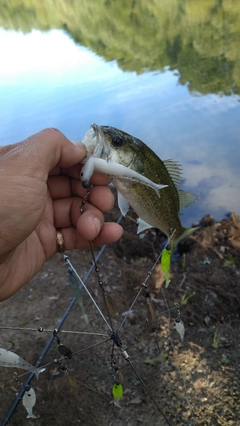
xmin=0 ymin=29 xmax=239 ymax=226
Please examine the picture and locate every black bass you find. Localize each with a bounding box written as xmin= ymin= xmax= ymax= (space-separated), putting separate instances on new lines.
xmin=81 ymin=124 xmax=198 ymax=253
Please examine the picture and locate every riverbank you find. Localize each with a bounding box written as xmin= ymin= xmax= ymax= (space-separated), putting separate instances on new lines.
xmin=0 ymin=209 xmax=239 ymax=425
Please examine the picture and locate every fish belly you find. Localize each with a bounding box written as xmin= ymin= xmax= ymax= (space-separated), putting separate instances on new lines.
xmin=113 ymin=179 xmax=182 ymax=238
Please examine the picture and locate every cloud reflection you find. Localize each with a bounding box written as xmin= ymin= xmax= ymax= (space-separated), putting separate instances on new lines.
xmin=0 ymin=29 xmax=119 ymax=82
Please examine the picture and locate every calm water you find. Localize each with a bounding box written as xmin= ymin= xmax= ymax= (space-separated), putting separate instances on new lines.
xmin=0 ymin=0 xmax=240 ymax=226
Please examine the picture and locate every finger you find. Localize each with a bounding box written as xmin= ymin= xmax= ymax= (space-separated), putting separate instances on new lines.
xmin=92 ymin=222 xmax=123 ymax=246
xmin=47 ymin=175 xmax=72 ymax=199
xmin=48 ymin=176 xmax=114 ymax=208
xmin=53 ymin=197 xmax=105 ymax=234
xmin=76 ymin=210 xmax=104 ymax=241
xmin=84 ymin=172 xmax=112 ymax=186
xmin=20 ymin=128 xmax=87 ymax=180
xmin=88 ymin=185 xmax=114 ymax=212
xmin=49 ymin=179 xmax=114 ymax=212
xmin=58 ymin=222 xmax=123 ymax=251
xmin=49 ymin=163 xmax=82 ymax=177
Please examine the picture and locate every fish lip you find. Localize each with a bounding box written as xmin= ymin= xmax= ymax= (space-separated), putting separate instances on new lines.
xmin=91 ymin=123 xmax=99 ymax=134
xmin=82 ymin=123 xmax=104 ymax=162
xmin=82 ymin=123 xmax=110 ymax=162
xmin=91 ymin=123 xmax=101 ymax=144
xmin=91 ymin=123 xmax=110 ymax=160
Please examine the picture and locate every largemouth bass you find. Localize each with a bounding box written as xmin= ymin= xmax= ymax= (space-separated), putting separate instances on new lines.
xmin=81 ymin=124 xmax=198 ymax=253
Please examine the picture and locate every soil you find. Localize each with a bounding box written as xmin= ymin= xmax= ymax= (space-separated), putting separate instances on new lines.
xmin=0 ymin=206 xmax=240 ymax=426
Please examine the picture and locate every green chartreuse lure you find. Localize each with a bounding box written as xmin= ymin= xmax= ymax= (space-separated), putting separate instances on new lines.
xmin=161 ymin=246 xmax=172 ymax=288
xmin=112 ymin=382 xmax=123 ymax=405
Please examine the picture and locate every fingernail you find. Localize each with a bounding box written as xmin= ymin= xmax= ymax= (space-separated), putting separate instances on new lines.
xmin=93 ymin=217 xmax=101 ymax=235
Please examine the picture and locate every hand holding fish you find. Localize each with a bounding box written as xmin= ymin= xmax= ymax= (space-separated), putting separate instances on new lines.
xmin=0 ymin=128 xmax=123 ymax=301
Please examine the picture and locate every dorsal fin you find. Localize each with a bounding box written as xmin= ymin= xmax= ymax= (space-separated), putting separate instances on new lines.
xmin=178 ymin=189 xmax=198 ymax=210
xmin=163 ymin=159 xmax=182 ymax=188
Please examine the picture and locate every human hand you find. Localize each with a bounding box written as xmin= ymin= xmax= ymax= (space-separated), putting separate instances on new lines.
xmin=0 ymin=128 xmax=123 ymax=301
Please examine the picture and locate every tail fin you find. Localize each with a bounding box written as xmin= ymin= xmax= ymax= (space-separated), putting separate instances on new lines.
xmin=35 ymin=367 xmax=46 ymax=379
xmin=170 ymin=226 xmax=199 ymax=254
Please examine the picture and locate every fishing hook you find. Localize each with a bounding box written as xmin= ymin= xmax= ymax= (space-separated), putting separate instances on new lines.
xmin=7 ymin=341 xmax=14 ymax=351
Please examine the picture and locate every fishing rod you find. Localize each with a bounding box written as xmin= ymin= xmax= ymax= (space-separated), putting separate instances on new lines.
xmin=1 ymin=215 xmax=122 ymax=426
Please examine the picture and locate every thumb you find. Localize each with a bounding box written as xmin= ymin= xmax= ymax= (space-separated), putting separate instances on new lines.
xmin=27 ymin=128 xmax=87 ymax=174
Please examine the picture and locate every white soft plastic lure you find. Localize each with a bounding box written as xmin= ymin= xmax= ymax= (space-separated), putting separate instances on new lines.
xmin=174 ymin=320 xmax=185 ymax=342
xmin=0 ymin=348 xmax=45 ymax=379
xmin=23 ymin=387 xmax=37 ymax=419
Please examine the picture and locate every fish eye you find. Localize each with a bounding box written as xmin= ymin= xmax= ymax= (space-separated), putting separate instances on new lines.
xmin=111 ymin=136 xmax=123 ymax=148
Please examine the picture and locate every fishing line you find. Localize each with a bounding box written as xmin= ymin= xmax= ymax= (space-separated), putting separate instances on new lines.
xmin=125 ymin=356 xmax=171 ymax=426
xmin=118 ymin=230 xmax=176 ymax=334
xmin=0 ymin=326 xmax=109 ymax=337
xmin=69 ymin=219 xmax=172 ymax=422
xmin=15 ymin=337 xmax=112 ymax=381
xmin=117 ymin=267 xmax=155 ymax=334
xmin=1 ymin=216 xmax=122 ymax=426
xmin=64 ymin=256 xmax=112 ymax=331
xmin=1 ymin=212 xmax=177 ymax=425
xmin=161 ymin=286 xmax=195 ymax=424
xmin=122 ymin=306 xmax=177 ymax=335
xmin=89 ymin=241 xmax=115 ymax=331
xmin=117 ymin=286 xmax=144 ymax=333
xmin=87 ymin=220 xmax=174 ymax=424
xmin=71 ymin=337 xmax=111 ymax=357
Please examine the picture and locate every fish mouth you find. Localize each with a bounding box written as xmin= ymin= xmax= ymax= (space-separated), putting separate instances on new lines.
xmin=82 ymin=123 xmax=109 ymax=162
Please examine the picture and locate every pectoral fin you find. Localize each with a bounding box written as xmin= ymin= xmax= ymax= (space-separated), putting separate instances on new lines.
xmin=117 ymin=191 xmax=130 ymax=216
xmin=137 ymin=218 xmax=153 ymax=234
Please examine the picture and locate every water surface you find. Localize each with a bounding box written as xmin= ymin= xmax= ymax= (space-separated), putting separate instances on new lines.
xmin=0 ymin=0 xmax=240 ymax=226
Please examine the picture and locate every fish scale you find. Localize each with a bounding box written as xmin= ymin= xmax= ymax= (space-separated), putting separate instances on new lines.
xmin=114 ymin=177 xmax=184 ymax=239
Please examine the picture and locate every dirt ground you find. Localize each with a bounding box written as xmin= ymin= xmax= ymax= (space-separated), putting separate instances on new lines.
xmin=0 ymin=206 xmax=240 ymax=426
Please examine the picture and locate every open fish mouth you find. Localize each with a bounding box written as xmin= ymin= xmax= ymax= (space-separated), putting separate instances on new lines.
xmin=82 ymin=123 xmax=109 ymax=162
